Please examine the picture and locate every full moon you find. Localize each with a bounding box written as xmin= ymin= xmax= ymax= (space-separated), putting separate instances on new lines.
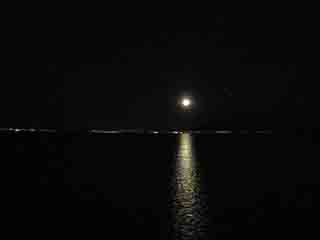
xmin=181 ymin=98 xmax=191 ymax=108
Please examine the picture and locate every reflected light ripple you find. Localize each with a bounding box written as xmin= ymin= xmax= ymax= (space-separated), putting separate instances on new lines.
xmin=170 ymin=133 xmax=208 ymax=239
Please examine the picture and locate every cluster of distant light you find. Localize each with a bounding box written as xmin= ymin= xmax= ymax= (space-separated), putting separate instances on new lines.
xmin=0 ymin=128 xmax=56 ymax=133
xmin=90 ymin=130 xmax=183 ymax=134
xmin=0 ymin=128 xmax=273 ymax=135
xmin=89 ymin=129 xmax=273 ymax=135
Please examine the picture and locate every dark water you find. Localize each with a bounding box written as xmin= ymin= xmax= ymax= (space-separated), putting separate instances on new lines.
xmin=6 ymin=131 xmax=319 ymax=239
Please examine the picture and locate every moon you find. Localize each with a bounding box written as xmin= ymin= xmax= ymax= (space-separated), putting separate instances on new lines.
xmin=181 ymin=98 xmax=191 ymax=108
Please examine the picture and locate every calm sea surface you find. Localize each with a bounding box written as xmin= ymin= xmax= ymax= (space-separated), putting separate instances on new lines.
xmin=6 ymin=131 xmax=319 ymax=239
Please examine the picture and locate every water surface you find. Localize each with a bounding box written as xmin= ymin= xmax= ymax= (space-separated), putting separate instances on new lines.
xmin=4 ymin=131 xmax=318 ymax=239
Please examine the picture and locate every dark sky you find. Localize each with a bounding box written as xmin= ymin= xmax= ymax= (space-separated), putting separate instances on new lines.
xmin=2 ymin=15 xmax=311 ymax=130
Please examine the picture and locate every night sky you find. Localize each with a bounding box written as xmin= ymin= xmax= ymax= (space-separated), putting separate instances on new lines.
xmin=2 ymin=14 xmax=313 ymax=131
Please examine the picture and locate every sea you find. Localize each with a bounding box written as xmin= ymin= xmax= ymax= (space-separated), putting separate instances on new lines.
xmin=4 ymin=130 xmax=319 ymax=239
